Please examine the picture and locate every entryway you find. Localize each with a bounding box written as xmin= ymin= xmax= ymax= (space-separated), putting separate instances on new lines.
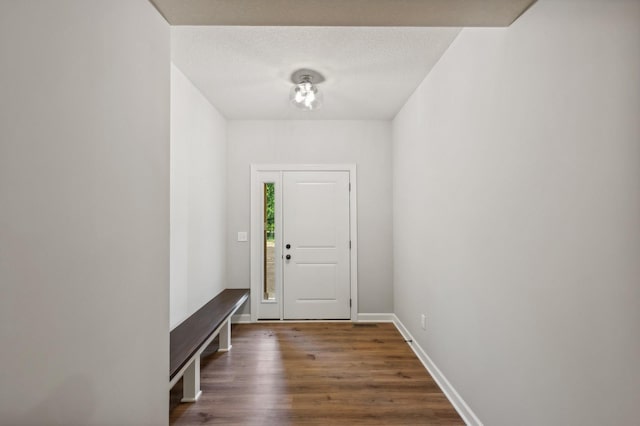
xmin=250 ymin=165 xmax=357 ymax=321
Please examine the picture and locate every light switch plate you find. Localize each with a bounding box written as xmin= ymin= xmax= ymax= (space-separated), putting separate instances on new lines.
xmin=237 ymin=231 xmax=248 ymax=242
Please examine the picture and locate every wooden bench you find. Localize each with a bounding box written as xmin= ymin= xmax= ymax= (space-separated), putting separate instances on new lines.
xmin=169 ymin=288 xmax=249 ymax=402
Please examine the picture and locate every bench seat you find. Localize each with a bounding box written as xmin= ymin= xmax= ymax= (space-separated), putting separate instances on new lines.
xmin=169 ymin=288 xmax=249 ymax=401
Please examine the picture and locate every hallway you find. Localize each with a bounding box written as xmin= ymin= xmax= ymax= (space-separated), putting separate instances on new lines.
xmin=3 ymin=1 xmax=639 ymax=424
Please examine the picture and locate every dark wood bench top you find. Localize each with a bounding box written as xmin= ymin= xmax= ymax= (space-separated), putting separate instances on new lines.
xmin=170 ymin=288 xmax=249 ymax=380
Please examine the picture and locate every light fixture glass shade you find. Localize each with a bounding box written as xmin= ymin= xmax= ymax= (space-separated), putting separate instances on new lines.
xmin=289 ymin=77 xmax=323 ymax=111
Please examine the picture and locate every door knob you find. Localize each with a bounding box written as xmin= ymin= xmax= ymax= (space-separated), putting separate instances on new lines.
xmin=286 ymin=244 xmax=291 ymax=249
xmin=285 ymin=254 xmax=291 ymax=260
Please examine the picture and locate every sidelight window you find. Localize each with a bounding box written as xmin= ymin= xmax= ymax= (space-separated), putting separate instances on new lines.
xmin=263 ymin=183 xmax=276 ymax=301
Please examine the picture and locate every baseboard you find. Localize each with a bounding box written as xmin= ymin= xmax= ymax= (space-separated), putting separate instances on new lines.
xmin=392 ymin=315 xmax=483 ymax=426
xmin=356 ymin=313 xmax=395 ymax=322
xmin=235 ymin=313 xmax=394 ymax=323
xmin=231 ymin=313 xmax=251 ymax=324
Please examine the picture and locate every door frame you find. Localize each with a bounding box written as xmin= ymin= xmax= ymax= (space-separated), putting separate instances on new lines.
xmin=250 ymin=164 xmax=358 ymax=322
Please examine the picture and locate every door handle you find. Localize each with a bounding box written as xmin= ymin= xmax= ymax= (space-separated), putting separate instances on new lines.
xmin=285 ymin=254 xmax=291 ymax=260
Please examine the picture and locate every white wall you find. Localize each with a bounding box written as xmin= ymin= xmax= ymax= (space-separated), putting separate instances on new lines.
xmin=392 ymin=0 xmax=640 ymax=424
xmin=170 ymin=64 xmax=228 ymax=329
xmin=227 ymin=120 xmax=393 ymax=314
xmin=0 ymin=1 xmax=170 ymax=425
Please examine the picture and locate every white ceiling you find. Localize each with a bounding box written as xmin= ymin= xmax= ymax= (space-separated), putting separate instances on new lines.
xmin=171 ymin=26 xmax=461 ymax=120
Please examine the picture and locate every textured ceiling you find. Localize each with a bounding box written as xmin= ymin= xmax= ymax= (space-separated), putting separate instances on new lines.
xmin=171 ymin=26 xmax=461 ymax=120
xmin=152 ymin=0 xmax=536 ymax=27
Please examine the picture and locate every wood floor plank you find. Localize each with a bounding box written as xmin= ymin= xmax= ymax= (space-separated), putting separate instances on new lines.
xmin=170 ymin=323 xmax=464 ymax=425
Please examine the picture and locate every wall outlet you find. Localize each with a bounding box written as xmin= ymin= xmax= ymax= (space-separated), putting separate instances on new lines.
xmin=420 ymin=314 xmax=426 ymax=330
xmin=237 ymin=231 xmax=248 ymax=242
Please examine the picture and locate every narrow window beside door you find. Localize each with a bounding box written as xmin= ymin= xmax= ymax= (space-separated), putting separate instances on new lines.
xmin=263 ymin=183 xmax=276 ymax=301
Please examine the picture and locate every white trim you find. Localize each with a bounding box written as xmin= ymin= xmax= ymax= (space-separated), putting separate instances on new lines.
xmin=348 ymin=168 xmax=358 ymax=320
xmin=356 ymin=313 xmax=395 ymax=322
xmin=251 ymin=171 xmax=282 ymax=320
xmin=248 ymin=319 xmax=352 ymax=324
xmin=180 ymin=391 xmax=201 ymax=403
xmin=391 ymin=315 xmax=483 ymax=426
xmin=232 ymin=313 xmax=252 ymax=324
xmin=250 ymin=164 xmax=358 ymax=321
xmin=251 ymin=164 xmax=356 ymax=172
xmin=238 ymin=315 xmax=394 ymax=325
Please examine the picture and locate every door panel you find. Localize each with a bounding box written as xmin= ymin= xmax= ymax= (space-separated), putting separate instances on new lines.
xmin=283 ymin=171 xmax=350 ymax=319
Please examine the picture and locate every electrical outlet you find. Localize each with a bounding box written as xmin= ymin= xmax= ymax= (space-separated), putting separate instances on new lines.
xmin=420 ymin=314 xmax=426 ymax=330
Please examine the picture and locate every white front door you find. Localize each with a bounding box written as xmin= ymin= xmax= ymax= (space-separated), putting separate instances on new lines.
xmin=282 ymin=171 xmax=351 ymax=319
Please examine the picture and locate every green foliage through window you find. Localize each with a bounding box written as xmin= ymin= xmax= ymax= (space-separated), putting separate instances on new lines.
xmin=265 ymin=183 xmax=275 ymax=241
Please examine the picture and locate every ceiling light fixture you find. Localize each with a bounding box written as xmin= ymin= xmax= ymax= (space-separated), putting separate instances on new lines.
xmin=290 ymin=69 xmax=325 ymax=111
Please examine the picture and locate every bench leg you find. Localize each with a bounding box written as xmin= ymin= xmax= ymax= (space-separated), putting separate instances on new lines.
xmin=219 ymin=318 xmax=232 ymax=352
xmin=181 ymin=357 xmax=202 ymax=403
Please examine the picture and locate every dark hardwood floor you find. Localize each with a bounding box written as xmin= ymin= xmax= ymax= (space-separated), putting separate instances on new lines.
xmin=170 ymin=322 xmax=464 ymax=425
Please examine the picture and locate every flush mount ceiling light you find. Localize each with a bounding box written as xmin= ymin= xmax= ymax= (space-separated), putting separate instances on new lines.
xmin=289 ymin=69 xmax=325 ymax=111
